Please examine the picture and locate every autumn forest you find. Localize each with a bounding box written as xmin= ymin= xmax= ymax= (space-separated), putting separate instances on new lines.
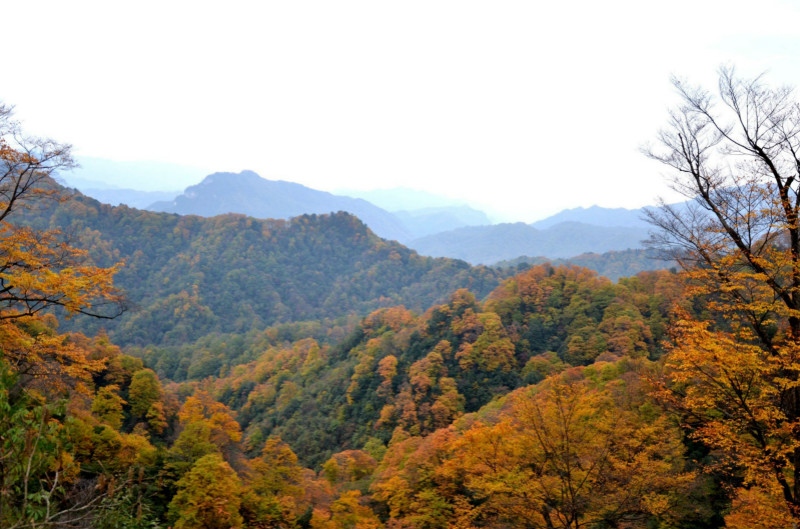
xmin=5 ymin=68 xmax=800 ymax=529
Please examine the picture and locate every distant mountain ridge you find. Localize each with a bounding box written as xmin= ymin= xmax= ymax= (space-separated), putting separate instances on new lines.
xmin=147 ymin=172 xmax=655 ymax=265
xmin=493 ymin=248 xmax=671 ymax=281
xmin=408 ymin=221 xmax=650 ymax=264
xmin=393 ymin=205 xmax=491 ymax=239
xmin=63 ymin=158 xmax=663 ymax=264
xmin=148 ymin=170 xmax=413 ymax=242
xmin=18 ymin=185 xmax=503 ymax=346
xmin=531 ymin=205 xmax=651 ymax=229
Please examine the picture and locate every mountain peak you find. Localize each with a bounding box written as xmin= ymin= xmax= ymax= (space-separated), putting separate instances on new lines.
xmin=147 ymin=171 xmax=411 ymax=242
xmin=200 ymin=170 xmax=263 ymax=185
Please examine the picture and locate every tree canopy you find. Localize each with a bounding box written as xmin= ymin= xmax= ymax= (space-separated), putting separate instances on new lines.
xmin=646 ymin=67 xmax=800 ymax=524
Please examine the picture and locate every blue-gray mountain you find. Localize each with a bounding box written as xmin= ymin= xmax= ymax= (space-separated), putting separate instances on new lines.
xmin=64 ymin=159 xmax=660 ymax=263
xmin=531 ymin=205 xmax=651 ymax=230
xmin=494 ymin=248 xmax=671 ymax=282
xmin=146 ymin=171 xmax=493 ymax=242
xmin=409 ymin=221 xmax=650 ymax=264
xmin=17 ymin=183 xmax=504 ymax=347
xmin=392 ymin=205 xmax=491 ymax=239
xmin=147 ymin=170 xmax=413 ymax=242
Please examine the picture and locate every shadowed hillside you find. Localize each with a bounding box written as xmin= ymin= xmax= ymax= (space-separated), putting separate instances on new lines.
xmin=18 ymin=186 xmax=502 ymax=346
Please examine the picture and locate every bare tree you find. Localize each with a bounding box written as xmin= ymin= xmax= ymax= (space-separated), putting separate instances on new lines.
xmin=644 ymin=66 xmax=800 ymax=342
xmin=0 ymin=104 xmax=125 ymax=321
xmin=0 ymin=105 xmax=128 ymax=528
xmin=645 ymin=67 xmax=800 ymax=520
xmin=0 ymin=103 xmax=75 ymax=221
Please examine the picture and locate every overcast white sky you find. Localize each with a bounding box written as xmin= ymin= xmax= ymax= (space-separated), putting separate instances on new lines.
xmin=4 ymin=1 xmax=800 ymax=221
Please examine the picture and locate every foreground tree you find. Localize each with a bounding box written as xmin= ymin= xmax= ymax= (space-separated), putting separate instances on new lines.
xmin=446 ymin=367 xmax=693 ymax=529
xmin=241 ymin=437 xmax=306 ymax=527
xmin=645 ymin=67 xmax=800 ymax=523
xmin=168 ymin=453 xmax=244 ymax=529
xmin=0 ymin=104 xmax=123 ymax=323
xmin=371 ymin=361 xmax=696 ymax=529
xmin=0 ymin=103 xmax=126 ymax=528
xmin=0 ymin=104 xmax=125 ymax=396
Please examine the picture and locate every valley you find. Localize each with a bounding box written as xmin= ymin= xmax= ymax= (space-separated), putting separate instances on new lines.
xmin=5 ymin=65 xmax=795 ymax=529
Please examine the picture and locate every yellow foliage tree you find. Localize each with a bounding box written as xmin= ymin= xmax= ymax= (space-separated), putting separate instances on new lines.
xmin=0 ymin=103 xmax=124 ymax=394
xmin=372 ymin=362 xmax=695 ymax=529
xmin=168 ymin=452 xmax=244 ymax=529
xmin=0 ymin=103 xmax=126 ymax=528
xmin=310 ymin=490 xmax=381 ymax=529
xmin=447 ymin=369 xmax=694 ymax=529
xmin=169 ymin=390 xmax=242 ymax=473
xmin=241 ymin=437 xmax=305 ymax=527
xmin=645 ymin=67 xmax=800 ymax=520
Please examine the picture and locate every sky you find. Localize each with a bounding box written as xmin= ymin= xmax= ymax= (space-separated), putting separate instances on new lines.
xmin=4 ymin=1 xmax=800 ymax=222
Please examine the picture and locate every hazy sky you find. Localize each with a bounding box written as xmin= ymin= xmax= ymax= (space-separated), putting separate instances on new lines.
xmin=4 ymin=1 xmax=800 ymax=221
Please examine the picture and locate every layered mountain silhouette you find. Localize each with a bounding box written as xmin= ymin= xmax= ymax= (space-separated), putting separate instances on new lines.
xmin=18 ymin=184 xmax=503 ymax=346
xmin=63 ymin=160 xmax=658 ymax=265
xmin=145 ymin=171 xmax=653 ymax=262
xmin=409 ymin=221 xmax=650 ymax=264
xmin=393 ymin=205 xmax=491 ymax=239
xmin=147 ymin=171 xmax=413 ymax=242
xmin=531 ymin=205 xmax=651 ymax=229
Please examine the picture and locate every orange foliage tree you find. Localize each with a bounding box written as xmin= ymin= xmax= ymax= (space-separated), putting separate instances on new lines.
xmin=310 ymin=490 xmax=382 ymax=529
xmin=0 ymin=103 xmax=124 ymax=393
xmin=0 ymin=103 xmax=126 ymax=528
xmin=448 ymin=368 xmax=693 ymax=528
xmin=372 ymin=361 xmax=694 ymax=529
xmin=0 ymin=104 xmax=123 ymax=318
xmin=645 ymin=67 xmax=800 ymax=522
xmin=169 ymin=389 xmax=243 ymax=476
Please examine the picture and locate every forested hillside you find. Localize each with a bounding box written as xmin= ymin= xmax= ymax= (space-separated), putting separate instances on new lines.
xmin=190 ymin=265 xmax=682 ymax=467
xmin=9 ymin=68 xmax=800 ymax=529
xmin=17 ymin=186 xmax=502 ymax=346
xmin=495 ymin=248 xmax=672 ymax=281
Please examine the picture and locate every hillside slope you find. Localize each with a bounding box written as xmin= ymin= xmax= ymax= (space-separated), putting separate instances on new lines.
xmin=494 ymin=248 xmax=672 ymax=281
xmin=19 ymin=187 xmax=502 ymax=346
xmin=194 ymin=264 xmax=682 ymax=466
